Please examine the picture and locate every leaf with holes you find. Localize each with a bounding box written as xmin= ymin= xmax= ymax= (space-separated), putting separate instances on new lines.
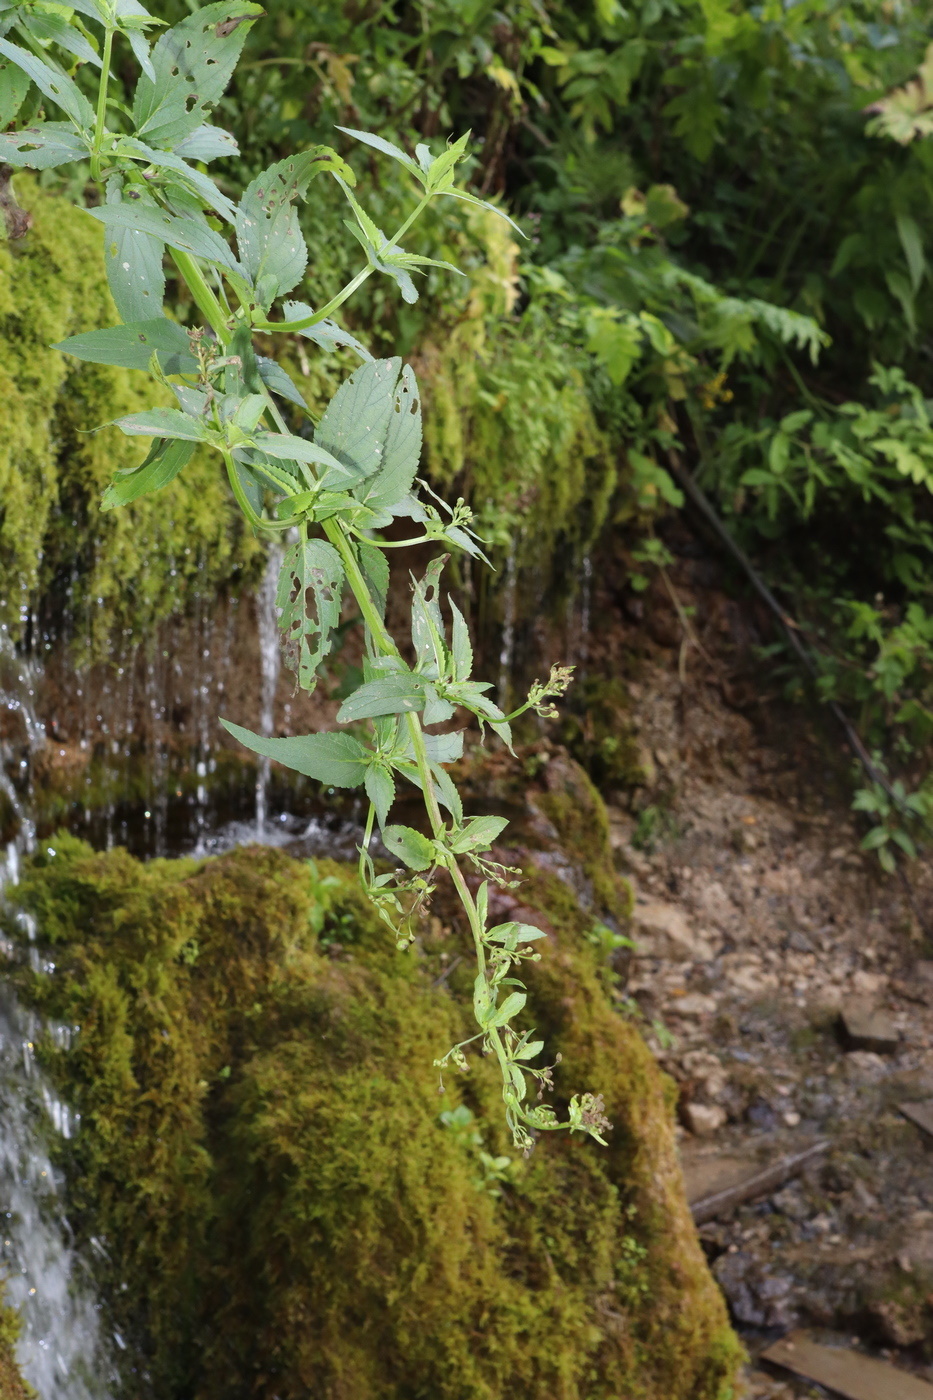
xmin=235 ymin=148 xmax=352 ymax=299
xmin=315 ymin=357 xmax=404 ymax=487
xmin=0 ymin=49 xmax=30 ymax=128
xmin=283 ymin=302 xmax=372 ymax=360
xmin=101 ymin=182 xmax=166 ymax=325
xmin=87 ymin=203 xmax=240 ymax=272
xmin=0 ymin=38 xmax=94 ymax=130
xmin=352 ymin=363 xmax=422 ymax=515
xmin=276 ymin=539 xmax=345 ymax=693
xmin=131 ymin=1 xmax=263 ymax=149
xmin=220 ymin=721 xmax=369 ymax=788
xmin=0 ymin=123 xmax=88 ymax=169
xmin=383 ymin=824 xmax=435 ymax=871
xmin=54 ymin=319 xmax=197 ymax=374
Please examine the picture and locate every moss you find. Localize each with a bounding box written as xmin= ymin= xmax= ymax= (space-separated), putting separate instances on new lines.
xmin=0 ymin=1287 xmax=31 ymax=1400
xmin=558 ymin=676 xmax=655 ymax=795
xmin=0 ymin=177 xmax=260 ymax=654
xmin=5 ymin=831 xmax=742 ymax=1400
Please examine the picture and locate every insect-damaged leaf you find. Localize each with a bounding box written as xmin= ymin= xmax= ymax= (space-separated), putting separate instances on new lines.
xmin=0 ymin=39 xmax=94 ymax=131
xmin=0 ymin=123 xmax=88 ymax=169
xmin=55 ymin=319 xmax=197 ymax=374
xmin=382 ymin=824 xmax=435 ymax=871
xmin=131 ymin=1 xmax=263 ymax=149
xmin=101 ymin=437 xmax=195 ymax=511
xmin=220 ymin=721 xmax=369 ymax=788
xmin=87 ymin=203 xmax=240 ymax=272
xmin=235 ymin=148 xmax=350 ymax=299
xmin=276 ymin=539 xmax=345 ymax=692
xmin=353 ymin=364 xmax=422 ymax=515
xmin=315 ymin=357 xmax=420 ymax=497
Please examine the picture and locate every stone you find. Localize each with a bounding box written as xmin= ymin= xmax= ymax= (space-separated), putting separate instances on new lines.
xmin=632 ymin=900 xmax=713 ymax=961
xmin=682 ymin=1103 xmax=727 ymax=1136
xmin=761 ymin=1332 xmax=933 ymax=1399
xmin=898 ymin=1098 xmax=933 ymax=1140
xmin=844 ymin=1051 xmax=888 ymax=1083
xmin=671 ymin=992 xmax=718 ymax=1018
xmin=840 ymin=1004 xmax=899 ymax=1054
xmin=713 ymin=1252 xmax=796 ymax=1329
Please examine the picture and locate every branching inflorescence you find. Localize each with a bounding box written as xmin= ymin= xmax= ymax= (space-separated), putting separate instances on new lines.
xmin=0 ymin=0 xmax=607 ymax=1151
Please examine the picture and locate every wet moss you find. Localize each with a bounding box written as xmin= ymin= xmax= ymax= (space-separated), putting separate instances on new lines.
xmin=0 ymin=1287 xmax=30 ymax=1400
xmin=7 ymin=833 xmax=742 ymax=1400
xmin=1 ymin=178 xmax=260 ymax=654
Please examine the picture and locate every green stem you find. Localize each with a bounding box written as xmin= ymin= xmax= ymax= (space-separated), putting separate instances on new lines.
xmin=170 ymin=250 xmax=231 ymax=343
xmin=90 ymin=26 xmax=114 ymax=181
xmin=253 ymin=190 xmax=435 ymax=335
xmin=221 ymin=447 xmax=264 ymax=529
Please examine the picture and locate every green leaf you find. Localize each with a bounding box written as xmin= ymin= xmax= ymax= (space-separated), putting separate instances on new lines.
xmin=352 ymin=363 xmax=422 ymax=515
xmin=283 ymin=302 xmax=372 ymax=360
xmin=114 ymin=0 xmax=161 ymax=82
xmin=335 ymin=126 xmax=420 ymax=178
xmin=0 ymin=38 xmax=94 ymax=130
xmin=336 ymin=673 xmax=427 ymax=723
xmin=513 ymin=1039 xmax=544 ymax=1061
xmin=256 ymin=357 xmax=307 ymax=410
xmin=437 ymin=186 xmax=525 ymax=237
xmin=897 ymin=212 xmax=926 ymax=294
xmin=102 ymin=183 xmax=165 ymax=324
xmin=174 ymin=124 xmax=238 ymax=162
xmin=485 ymin=921 xmax=547 ymax=948
xmin=276 ymin=539 xmax=345 ymax=693
xmin=428 ymin=762 xmax=463 ymax=824
xmin=488 ymin=991 xmax=526 ymax=1028
xmin=315 ymin=357 xmax=404 ymax=486
xmin=220 ymin=720 xmax=369 ymax=788
xmin=449 ymin=599 xmax=472 ymax=681
xmin=383 ymin=824 xmax=435 ymax=871
xmin=20 ymin=8 xmax=100 ymax=67
xmin=112 ymin=407 xmax=211 ymax=441
xmin=54 ymin=319 xmax=197 ymax=374
xmin=132 ymin=1 xmax=263 ymax=148
xmin=0 ymin=122 xmax=87 ymax=169
xmin=356 ymin=538 xmax=389 ymax=619
xmin=101 ymin=437 xmax=194 ymax=510
xmin=422 ymin=731 xmax=464 ymax=764
xmin=364 ymin=765 xmax=395 ymax=829
xmin=115 ymin=136 xmax=238 ymax=220
xmin=236 ymin=148 xmax=350 ymax=299
xmin=450 ymin=815 xmax=509 ymax=854
xmin=250 ymin=432 xmax=343 ymax=476
xmin=0 ymin=56 xmax=31 ymax=128
xmin=87 ymin=203 xmax=240 ymax=272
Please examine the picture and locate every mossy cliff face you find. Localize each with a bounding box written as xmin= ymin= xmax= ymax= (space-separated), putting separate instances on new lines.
xmin=1 ymin=178 xmax=260 ymax=654
xmin=0 ymin=1288 xmax=30 ymax=1400
xmin=7 ymin=831 xmax=742 ymax=1400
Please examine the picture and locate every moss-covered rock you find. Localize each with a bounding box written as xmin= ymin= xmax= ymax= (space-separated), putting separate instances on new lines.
xmin=6 ymin=832 xmax=742 ymax=1400
xmin=1 ymin=177 xmax=260 ymax=654
xmin=0 ymin=1287 xmax=30 ymax=1400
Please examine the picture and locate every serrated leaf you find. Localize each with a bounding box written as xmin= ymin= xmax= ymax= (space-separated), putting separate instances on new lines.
xmin=115 ymin=136 xmax=237 ymax=220
xmin=283 ymin=301 xmax=372 ymax=360
xmin=489 ymin=991 xmax=526 ymax=1028
xmin=429 ymin=761 xmax=463 ymax=824
xmin=439 ymin=186 xmax=525 ymax=237
xmin=54 ymin=319 xmax=197 ymax=374
xmin=21 ymin=8 xmax=100 ymax=67
xmin=87 ymin=202 xmax=240 ymax=271
xmin=383 ymin=823 xmax=435 ymax=871
xmin=174 ymin=123 xmax=238 ymax=161
xmin=411 ymin=556 xmax=446 ymax=671
xmin=364 ymin=765 xmax=395 ymax=829
xmin=450 ymin=815 xmax=509 ymax=854
xmin=276 ymin=539 xmax=345 ymax=692
xmin=250 ymin=432 xmax=343 ymax=476
xmin=236 ymin=148 xmax=350 ymax=298
xmin=220 ymin=720 xmax=369 ymax=788
xmin=422 ymin=686 xmax=455 ymax=724
xmin=335 ymin=126 xmax=420 ymax=177
xmin=102 ymin=182 xmax=165 ymax=324
xmin=256 ymin=357 xmax=306 ymax=410
xmin=112 ymin=407 xmax=211 ymax=441
xmin=336 ymin=673 xmax=426 ymax=723
xmin=315 ymin=357 xmax=403 ymax=486
xmin=0 ymin=122 xmax=87 ymax=168
xmin=449 ymin=599 xmax=473 ymax=681
xmin=353 ymin=363 xmax=422 ymax=514
xmin=422 ymin=731 xmax=464 ymax=764
xmin=132 ymin=1 xmax=263 ymax=148
xmin=0 ymin=38 xmax=94 ymax=129
xmin=101 ymin=437 xmax=194 ymax=511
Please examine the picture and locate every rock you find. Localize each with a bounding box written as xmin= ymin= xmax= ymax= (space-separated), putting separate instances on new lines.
xmin=898 ymin=1098 xmax=933 ymax=1141
xmin=772 ymin=1185 xmax=811 ymax=1222
xmin=672 ymin=993 xmax=718 ymax=1018
xmin=840 ymin=1004 xmax=899 ymax=1054
xmin=633 ymin=900 xmax=713 ymax=961
xmin=682 ymin=1103 xmax=727 ymax=1136
xmin=786 ymin=929 xmax=815 ymax=954
xmin=762 ymin=1332 xmax=933 ymax=1399
xmin=713 ymin=1252 xmax=796 ymax=1329
xmin=844 ymin=1051 xmax=889 ymax=1083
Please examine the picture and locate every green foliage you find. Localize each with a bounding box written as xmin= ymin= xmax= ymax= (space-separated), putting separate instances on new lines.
xmin=0 ymin=0 xmax=608 ymax=1148
xmin=4 ymin=834 xmax=742 ymax=1400
xmin=0 ymin=1285 xmax=30 ymax=1400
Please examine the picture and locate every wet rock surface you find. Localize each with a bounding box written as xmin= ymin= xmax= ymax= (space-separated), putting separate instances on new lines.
xmin=601 ymin=650 xmax=933 ymax=1397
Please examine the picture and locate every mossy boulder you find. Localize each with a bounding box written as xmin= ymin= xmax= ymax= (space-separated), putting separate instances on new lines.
xmin=0 ymin=1288 xmax=30 ymax=1400
xmin=5 ymin=831 xmax=742 ymax=1400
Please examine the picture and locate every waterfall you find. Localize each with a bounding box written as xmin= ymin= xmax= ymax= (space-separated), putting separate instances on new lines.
xmin=254 ymin=542 xmax=284 ymax=839
xmin=0 ymin=635 xmax=115 ymax=1400
xmin=497 ymin=540 xmax=519 ymax=710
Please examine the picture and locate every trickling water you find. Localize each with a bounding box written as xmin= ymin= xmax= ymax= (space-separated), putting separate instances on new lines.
xmin=254 ymin=543 xmax=284 ymax=839
xmin=497 ymin=541 xmax=519 ymax=710
xmin=579 ymin=552 xmax=593 ymax=664
xmin=0 ymin=639 xmax=115 ymax=1400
